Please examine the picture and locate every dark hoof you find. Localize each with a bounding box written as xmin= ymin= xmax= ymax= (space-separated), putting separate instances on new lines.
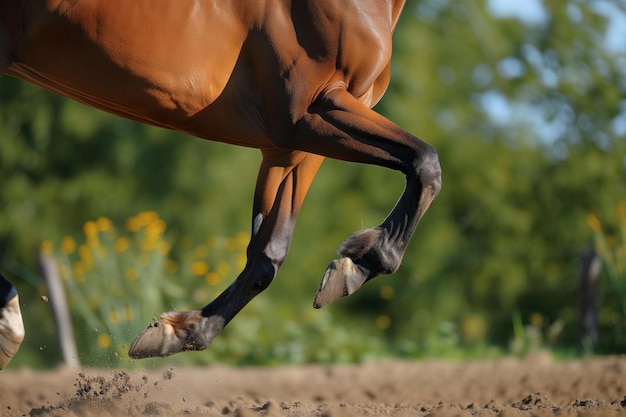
xmin=0 ymin=294 xmax=25 ymax=370
xmin=313 ymin=257 xmax=368 ymax=308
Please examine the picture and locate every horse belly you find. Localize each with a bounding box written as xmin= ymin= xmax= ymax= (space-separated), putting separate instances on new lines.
xmin=6 ymin=0 xmax=247 ymax=125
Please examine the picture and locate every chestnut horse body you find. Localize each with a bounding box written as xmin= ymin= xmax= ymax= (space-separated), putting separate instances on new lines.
xmin=0 ymin=0 xmax=441 ymax=367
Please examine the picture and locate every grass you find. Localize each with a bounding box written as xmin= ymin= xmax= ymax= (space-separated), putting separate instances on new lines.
xmin=37 ymin=204 xmax=625 ymax=368
xmin=43 ymin=211 xmax=248 ymax=366
xmin=587 ymin=201 xmax=626 ymax=349
xmin=43 ymin=211 xmax=399 ymax=367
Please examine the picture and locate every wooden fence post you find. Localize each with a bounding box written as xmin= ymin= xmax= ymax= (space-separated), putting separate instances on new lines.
xmin=39 ymin=252 xmax=80 ymax=368
xmin=579 ymin=246 xmax=601 ymax=349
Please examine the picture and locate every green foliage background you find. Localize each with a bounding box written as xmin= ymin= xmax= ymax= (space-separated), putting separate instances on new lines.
xmin=1 ymin=0 xmax=625 ymax=368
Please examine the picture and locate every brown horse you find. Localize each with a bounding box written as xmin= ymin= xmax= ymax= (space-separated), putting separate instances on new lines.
xmin=0 ymin=0 xmax=441 ymax=368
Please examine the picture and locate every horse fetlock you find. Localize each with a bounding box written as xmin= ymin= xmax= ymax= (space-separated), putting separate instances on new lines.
xmin=339 ymin=227 xmax=402 ymax=278
xmin=185 ymin=315 xmax=225 ymax=351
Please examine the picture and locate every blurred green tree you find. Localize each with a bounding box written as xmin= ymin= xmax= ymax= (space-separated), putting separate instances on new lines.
xmin=361 ymin=0 xmax=626 ymax=353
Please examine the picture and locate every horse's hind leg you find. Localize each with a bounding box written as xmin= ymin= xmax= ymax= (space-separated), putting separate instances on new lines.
xmin=129 ymin=151 xmax=323 ymax=358
xmin=286 ymin=87 xmax=441 ymax=308
xmin=0 ymin=275 xmax=25 ymax=369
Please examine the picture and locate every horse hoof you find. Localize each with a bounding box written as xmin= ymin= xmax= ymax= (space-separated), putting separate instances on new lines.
xmin=129 ymin=319 xmax=187 ymax=359
xmin=129 ymin=311 xmax=224 ymax=359
xmin=0 ymin=294 xmax=25 ymax=370
xmin=313 ymin=257 xmax=368 ymax=308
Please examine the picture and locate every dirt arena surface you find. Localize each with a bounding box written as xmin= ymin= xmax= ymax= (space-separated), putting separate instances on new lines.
xmin=2 ymin=354 xmax=625 ymax=417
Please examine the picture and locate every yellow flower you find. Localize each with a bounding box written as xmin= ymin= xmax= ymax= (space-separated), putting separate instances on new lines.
xmin=125 ymin=216 xmax=142 ymax=232
xmin=137 ymin=211 xmax=158 ymax=227
xmin=78 ymin=244 xmax=93 ymax=267
xmin=114 ymin=237 xmax=130 ymax=253
xmin=205 ymin=272 xmax=221 ymax=286
xmin=61 ymin=236 xmax=76 ymax=254
xmin=40 ymin=240 xmax=53 ymax=255
xmin=83 ymin=220 xmax=99 ymax=239
xmin=125 ymin=267 xmax=139 ymax=281
xmin=376 ymin=315 xmax=391 ymax=330
xmin=97 ymin=333 xmax=112 ymax=349
xmin=96 ymin=217 xmax=113 ymax=232
xmin=191 ymin=261 xmax=209 ymax=276
xmin=234 ymin=231 xmax=250 ymax=247
xmin=109 ymin=310 xmax=122 ymax=324
xmin=586 ymin=213 xmax=602 ymax=233
xmin=379 ymin=285 xmax=395 ymax=300
xmin=145 ymin=218 xmax=166 ymax=238
xmin=194 ymin=244 xmax=209 ymax=259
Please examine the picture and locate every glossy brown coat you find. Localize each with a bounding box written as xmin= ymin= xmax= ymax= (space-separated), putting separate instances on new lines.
xmin=0 ymin=0 xmax=441 ymax=362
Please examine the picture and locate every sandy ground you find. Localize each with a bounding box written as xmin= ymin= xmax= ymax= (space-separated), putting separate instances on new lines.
xmin=1 ymin=354 xmax=625 ymax=417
